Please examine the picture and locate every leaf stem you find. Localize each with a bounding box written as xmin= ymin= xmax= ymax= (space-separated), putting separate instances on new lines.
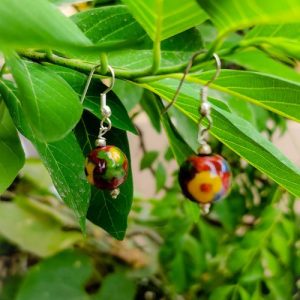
xmin=17 ymin=45 xmax=240 ymax=81
xmin=100 ymin=52 xmax=108 ymax=74
xmin=151 ymin=0 xmax=163 ymax=73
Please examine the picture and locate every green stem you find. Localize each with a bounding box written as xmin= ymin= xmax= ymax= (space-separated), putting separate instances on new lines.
xmin=18 ymin=44 xmax=241 ymax=81
xmin=100 ymin=52 xmax=108 ymax=74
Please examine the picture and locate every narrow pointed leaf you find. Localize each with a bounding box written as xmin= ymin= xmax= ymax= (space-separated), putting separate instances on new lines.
xmin=140 ymin=79 xmax=300 ymax=197
xmin=190 ymin=70 xmax=300 ymax=122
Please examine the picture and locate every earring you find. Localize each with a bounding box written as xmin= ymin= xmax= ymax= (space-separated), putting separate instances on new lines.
xmin=164 ymin=52 xmax=231 ymax=214
xmin=81 ymin=65 xmax=128 ymax=199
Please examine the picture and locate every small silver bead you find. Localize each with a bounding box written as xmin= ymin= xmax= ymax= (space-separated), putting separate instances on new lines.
xmin=101 ymin=105 xmax=111 ymax=117
xmin=200 ymin=102 xmax=211 ymax=116
xmin=110 ymin=188 xmax=120 ymax=199
xmin=197 ymin=143 xmax=212 ymax=155
xmin=95 ymin=138 xmax=106 ymax=147
xmin=200 ymin=203 xmax=211 ymax=215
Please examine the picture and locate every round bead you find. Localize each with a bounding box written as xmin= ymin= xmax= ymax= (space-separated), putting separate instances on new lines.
xmin=85 ymin=146 xmax=128 ymax=190
xmin=178 ymin=154 xmax=231 ymax=204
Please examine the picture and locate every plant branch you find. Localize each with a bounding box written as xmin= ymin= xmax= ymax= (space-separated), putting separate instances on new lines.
xmin=99 ymin=52 xmax=108 ymax=74
xmin=16 ymin=42 xmax=244 ymax=83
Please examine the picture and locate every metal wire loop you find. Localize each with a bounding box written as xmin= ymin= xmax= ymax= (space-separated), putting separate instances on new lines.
xmin=162 ymin=50 xmax=221 ymax=114
xmin=80 ymin=63 xmax=115 ymax=140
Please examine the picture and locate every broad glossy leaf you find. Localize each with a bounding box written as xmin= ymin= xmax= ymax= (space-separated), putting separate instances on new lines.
xmin=0 ymin=198 xmax=82 ymax=257
xmin=16 ymin=250 xmax=93 ymax=300
xmin=0 ymin=0 xmax=91 ymax=50
xmin=198 ymin=0 xmax=300 ymax=36
xmin=0 ymin=101 xmax=25 ymax=193
xmin=225 ymin=49 xmax=300 ymax=85
xmin=0 ymin=80 xmax=90 ymax=231
xmin=122 ymin=0 xmax=207 ymax=41
xmin=72 ymin=5 xmax=203 ymax=69
xmin=6 ymin=55 xmax=83 ymax=142
xmin=191 ymin=70 xmax=300 ymax=122
xmin=75 ymin=111 xmax=133 ymax=240
xmin=46 ymin=65 xmax=137 ymax=134
xmin=141 ymin=79 xmax=300 ymax=197
xmin=71 ymin=5 xmax=146 ymax=45
xmin=34 ymin=134 xmax=90 ymax=230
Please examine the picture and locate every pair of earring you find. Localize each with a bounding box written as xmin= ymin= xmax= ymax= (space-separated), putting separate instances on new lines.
xmin=81 ymin=52 xmax=231 ymax=213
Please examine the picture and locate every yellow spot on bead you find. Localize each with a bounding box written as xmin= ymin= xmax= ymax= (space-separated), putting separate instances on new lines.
xmin=109 ymin=147 xmax=121 ymax=161
xmin=85 ymin=159 xmax=95 ymax=185
xmin=187 ymin=171 xmax=222 ymax=204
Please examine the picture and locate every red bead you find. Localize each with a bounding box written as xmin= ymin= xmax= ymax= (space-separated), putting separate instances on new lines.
xmin=179 ymin=154 xmax=231 ymax=204
xmin=85 ymin=146 xmax=128 ymax=190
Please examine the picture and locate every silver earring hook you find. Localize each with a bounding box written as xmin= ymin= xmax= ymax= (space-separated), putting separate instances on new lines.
xmin=80 ymin=64 xmax=115 ymax=104
xmin=162 ymin=51 xmax=221 ymax=114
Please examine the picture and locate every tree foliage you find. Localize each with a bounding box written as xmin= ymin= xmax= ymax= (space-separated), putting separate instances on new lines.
xmin=0 ymin=0 xmax=299 ymax=299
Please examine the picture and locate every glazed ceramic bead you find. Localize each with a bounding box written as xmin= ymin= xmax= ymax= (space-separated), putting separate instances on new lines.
xmin=179 ymin=154 xmax=231 ymax=204
xmin=85 ymin=146 xmax=128 ymax=190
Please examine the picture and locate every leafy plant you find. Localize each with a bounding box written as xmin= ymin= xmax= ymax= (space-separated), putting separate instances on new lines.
xmin=0 ymin=0 xmax=299 ymax=299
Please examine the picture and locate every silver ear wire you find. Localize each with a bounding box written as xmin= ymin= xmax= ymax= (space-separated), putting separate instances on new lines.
xmin=80 ymin=64 xmax=116 ymax=147
xmin=80 ymin=64 xmax=115 ymax=104
xmin=161 ymin=51 xmax=221 ymax=114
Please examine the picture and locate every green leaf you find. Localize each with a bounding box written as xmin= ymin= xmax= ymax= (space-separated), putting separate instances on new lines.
xmin=46 ymin=65 xmax=137 ymax=134
xmin=140 ymin=79 xmax=300 ymax=197
xmin=34 ymin=133 xmax=91 ymax=230
xmin=198 ymin=0 xmax=300 ymax=36
xmin=243 ymin=23 xmax=300 ymax=60
xmin=0 ymin=0 xmax=91 ymax=50
xmin=190 ymin=70 xmax=300 ymax=122
xmin=75 ymin=111 xmax=133 ymax=240
xmin=141 ymin=92 xmax=161 ymax=132
xmin=95 ymin=273 xmax=136 ymax=300
xmin=122 ymin=0 xmax=207 ymax=41
xmin=72 ymin=5 xmax=204 ymax=70
xmin=143 ymin=91 xmax=193 ymax=164
xmin=225 ymin=49 xmax=300 ymax=85
xmin=140 ymin=151 xmax=159 ymax=170
xmin=71 ymin=5 xmax=146 ymax=46
xmin=113 ymin=79 xmax=144 ymax=112
xmin=16 ymin=250 xmax=93 ymax=300
xmin=156 ymin=162 xmax=167 ymax=192
xmin=0 ymin=79 xmax=90 ymax=231
xmin=0 ymin=198 xmax=82 ymax=257
xmin=6 ymin=54 xmax=83 ymax=142
xmin=0 ymin=101 xmax=25 ymax=193
xmin=50 ymin=0 xmax=92 ymax=4
xmin=261 ymin=249 xmax=281 ymax=277
xmin=209 ymin=286 xmax=234 ymax=300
